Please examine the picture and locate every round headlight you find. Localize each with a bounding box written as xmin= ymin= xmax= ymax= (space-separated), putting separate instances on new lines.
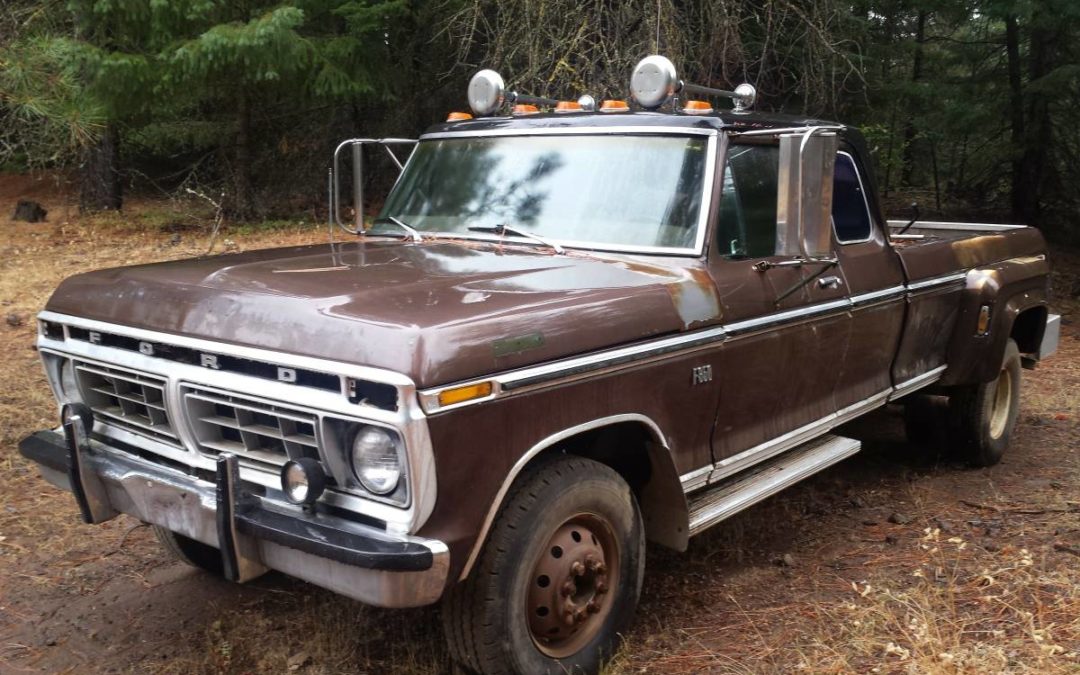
xmin=281 ymin=457 xmax=326 ymax=506
xmin=350 ymin=426 xmax=402 ymax=495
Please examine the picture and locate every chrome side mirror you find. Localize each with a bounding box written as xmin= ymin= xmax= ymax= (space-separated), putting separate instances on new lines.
xmin=776 ymin=131 xmax=838 ymax=258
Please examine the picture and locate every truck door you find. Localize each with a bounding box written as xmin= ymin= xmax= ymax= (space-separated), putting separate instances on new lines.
xmin=706 ymin=140 xmax=850 ymax=465
xmin=828 ymin=149 xmax=907 ymax=410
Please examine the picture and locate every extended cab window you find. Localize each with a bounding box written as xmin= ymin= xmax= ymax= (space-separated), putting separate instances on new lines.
xmin=832 ymin=152 xmax=873 ymax=243
xmin=715 ymin=145 xmax=779 ymax=258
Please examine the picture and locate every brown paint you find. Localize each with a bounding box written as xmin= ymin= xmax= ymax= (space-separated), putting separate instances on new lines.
xmin=33 ymin=113 xmax=1053 ymax=592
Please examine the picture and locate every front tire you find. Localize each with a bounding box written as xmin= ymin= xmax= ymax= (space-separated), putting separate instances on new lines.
xmin=152 ymin=525 xmax=225 ymax=575
xmin=443 ymin=456 xmax=645 ymax=675
xmin=949 ymin=338 xmax=1022 ymax=467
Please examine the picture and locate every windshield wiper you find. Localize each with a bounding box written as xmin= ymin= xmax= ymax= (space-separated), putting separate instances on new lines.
xmin=372 ymin=216 xmax=423 ymax=242
xmin=466 ymin=223 xmax=564 ymax=255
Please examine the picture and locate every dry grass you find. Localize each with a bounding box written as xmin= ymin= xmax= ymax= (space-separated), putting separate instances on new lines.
xmin=1 ymin=176 xmax=1078 ymax=673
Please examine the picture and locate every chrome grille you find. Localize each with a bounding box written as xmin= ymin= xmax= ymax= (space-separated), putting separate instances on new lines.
xmin=74 ymin=361 xmax=180 ymax=446
xmin=182 ymin=386 xmax=321 ymax=471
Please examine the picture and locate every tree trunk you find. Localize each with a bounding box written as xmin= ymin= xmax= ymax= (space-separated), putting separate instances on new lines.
xmin=79 ymin=124 xmax=122 ymax=213
xmin=229 ymin=91 xmax=257 ymax=221
xmin=1005 ymin=14 xmax=1026 ymax=221
xmin=900 ymin=10 xmax=927 ymax=187
xmin=1017 ymin=10 xmax=1054 ymax=226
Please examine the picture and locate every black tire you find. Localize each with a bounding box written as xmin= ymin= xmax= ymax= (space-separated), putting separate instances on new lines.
xmin=442 ymin=456 xmax=645 ymax=675
xmin=152 ymin=525 xmax=225 ymax=575
xmin=949 ymin=338 xmax=1022 ymax=467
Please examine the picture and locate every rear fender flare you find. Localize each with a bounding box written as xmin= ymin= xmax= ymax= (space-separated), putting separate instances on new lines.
xmin=941 ymin=259 xmax=1049 ymax=386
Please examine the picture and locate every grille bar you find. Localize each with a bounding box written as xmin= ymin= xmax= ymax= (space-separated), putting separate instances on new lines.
xmin=74 ymin=361 xmax=180 ymax=446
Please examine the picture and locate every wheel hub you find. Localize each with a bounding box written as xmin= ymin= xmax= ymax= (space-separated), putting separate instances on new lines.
xmin=526 ymin=515 xmax=618 ymax=657
xmin=989 ymin=366 xmax=1013 ymax=439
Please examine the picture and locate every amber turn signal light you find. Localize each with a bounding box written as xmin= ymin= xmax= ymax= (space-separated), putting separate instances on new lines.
xmin=682 ymin=100 xmax=714 ymax=115
xmin=599 ymin=100 xmax=630 ymax=112
xmin=438 ymin=381 xmax=494 ymax=408
xmin=554 ymin=101 xmax=583 ymax=113
xmin=512 ymin=104 xmax=540 ymax=115
xmin=446 ymin=112 xmax=473 ymax=122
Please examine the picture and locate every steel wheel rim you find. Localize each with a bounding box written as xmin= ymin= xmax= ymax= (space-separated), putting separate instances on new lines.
xmin=989 ymin=366 xmax=1013 ymax=439
xmin=525 ymin=512 xmax=621 ymax=658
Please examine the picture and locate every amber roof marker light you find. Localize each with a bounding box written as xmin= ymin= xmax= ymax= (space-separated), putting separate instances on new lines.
xmin=629 ymin=55 xmax=757 ymax=113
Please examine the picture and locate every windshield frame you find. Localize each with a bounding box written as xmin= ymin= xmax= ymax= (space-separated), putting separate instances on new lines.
xmin=378 ymin=126 xmax=719 ymax=257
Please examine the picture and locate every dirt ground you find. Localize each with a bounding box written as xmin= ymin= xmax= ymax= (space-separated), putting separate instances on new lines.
xmin=0 ymin=175 xmax=1078 ymax=674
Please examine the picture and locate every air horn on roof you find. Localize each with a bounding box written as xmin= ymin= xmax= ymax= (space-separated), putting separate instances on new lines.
xmin=630 ymin=55 xmax=756 ymax=112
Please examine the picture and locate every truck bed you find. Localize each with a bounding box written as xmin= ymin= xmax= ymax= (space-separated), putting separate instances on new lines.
xmin=885 ymin=219 xmax=1047 ymax=283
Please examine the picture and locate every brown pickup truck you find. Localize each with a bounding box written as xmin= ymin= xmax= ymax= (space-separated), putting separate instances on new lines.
xmin=19 ymin=56 xmax=1059 ymax=674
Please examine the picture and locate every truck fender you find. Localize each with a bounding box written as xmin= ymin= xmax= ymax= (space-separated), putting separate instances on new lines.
xmin=940 ymin=257 xmax=1049 ymax=387
xmin=456 ymin=414 xmax=689 ymax=581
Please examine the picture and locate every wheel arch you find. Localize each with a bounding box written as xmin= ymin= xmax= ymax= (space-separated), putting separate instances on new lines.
xmin=941 ymin=261 xmax=1049 ymax=386
xmin=456 ymin=414 xmax=689 ymax=581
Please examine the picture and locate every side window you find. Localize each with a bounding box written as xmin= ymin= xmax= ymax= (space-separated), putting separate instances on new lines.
xmin=832 ymin=152 xmax=873 ymax=243
xmin=715 ymin=145 xmax=779 ymax=258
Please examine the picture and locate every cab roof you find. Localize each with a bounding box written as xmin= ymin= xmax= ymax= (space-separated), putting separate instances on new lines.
xmin=424 ymin=109 xmax=848 ymax=137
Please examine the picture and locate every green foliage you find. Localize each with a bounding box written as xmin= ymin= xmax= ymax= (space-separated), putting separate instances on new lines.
xmin=0 ymin=34 xmax=105 ymax=165
xmin=0 ymin=0 xmax=1077 ymax=237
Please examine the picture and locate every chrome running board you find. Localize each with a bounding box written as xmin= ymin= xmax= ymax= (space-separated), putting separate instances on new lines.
xmin=687 ymin=434 xmax=860 ymax=536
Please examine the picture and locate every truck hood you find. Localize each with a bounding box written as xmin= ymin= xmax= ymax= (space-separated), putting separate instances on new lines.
xmin=46 ymin=239 xmax=721 ymax=387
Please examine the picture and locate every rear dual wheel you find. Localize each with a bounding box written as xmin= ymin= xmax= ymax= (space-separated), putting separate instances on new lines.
xmin=949 ymin=338 xmax=1022 ymax=467
xmin=903 ymin=339 xmax=1023 ymax=467
xmin=443 ymin=456 xmax=644 ymax=675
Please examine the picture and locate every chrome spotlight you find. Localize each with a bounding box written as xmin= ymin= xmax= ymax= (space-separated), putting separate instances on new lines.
xmin=630 ymin=55 xmax=678 ymax=109
xmin=468 ymin=69 xmax=506 ymax=116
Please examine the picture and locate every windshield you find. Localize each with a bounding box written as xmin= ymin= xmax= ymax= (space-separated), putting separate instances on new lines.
xmin=376 ymin=134 xmax=710 ymax=252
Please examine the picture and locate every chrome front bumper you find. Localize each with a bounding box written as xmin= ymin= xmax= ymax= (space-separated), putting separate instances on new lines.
xmin=19 ymin=428 xmax=449 ymax=608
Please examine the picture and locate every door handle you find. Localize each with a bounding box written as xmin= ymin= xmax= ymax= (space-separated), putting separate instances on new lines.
xmin=817 ymin=275 xmax=843 ymax=290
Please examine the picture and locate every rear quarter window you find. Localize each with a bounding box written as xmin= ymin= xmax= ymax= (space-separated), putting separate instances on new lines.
xmin=832 ymin=152 xmax=873 ymax=243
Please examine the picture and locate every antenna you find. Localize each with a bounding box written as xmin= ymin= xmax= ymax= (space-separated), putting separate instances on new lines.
xmin=655 ymin=0 xmax=661 ymax=53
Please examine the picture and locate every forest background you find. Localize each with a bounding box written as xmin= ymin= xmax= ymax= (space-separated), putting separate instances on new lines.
xmin=1 ymin=0 xmax=1077 ymax=241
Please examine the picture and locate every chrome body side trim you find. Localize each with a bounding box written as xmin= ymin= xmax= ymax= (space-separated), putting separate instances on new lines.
xmin=907 ymin=272 xmax=968 ymax=292
xmin=702 ymin=390 xmax=890 ymax=488
xmin=456 ymin=413 xmax=668 ymax=581
xmin=850 ymin=285 xmax=907 ymax=306
xmin=886 ymin=220 xmax=1025 ymax=232
xmin=419 ymin=325 xmax=728 ymax=413
xmin=35 ymin=313 xmax=437 ymax=534
xmin=889 ymin=365 xmax=948 ymax=401
xmin=723 ymin=299 xmax=850 ymax=335
xmin=679 ymin=464 xmax=713 ymax=492
xmin=420 ymin=292 xmax=893 ymax=412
